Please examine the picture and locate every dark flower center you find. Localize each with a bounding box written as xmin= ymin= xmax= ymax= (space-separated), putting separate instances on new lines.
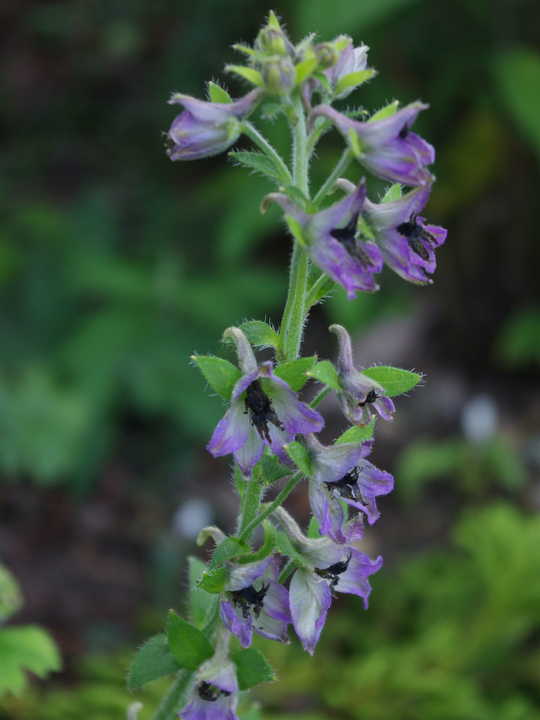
xmin=245 ymin=379 xmax=284 ymax=442
xmin=315 ymin=552 xmax=352 ymax=590
xmin=396 ymin=220 xmax=436 ymax=261
xmin=231 ymin=582 xmax=269 ymax=619
xmin=359 ymin=389 xmax=379 ymax=407
xmin=326 ymin=467 xmax=359 ymax=501
xmin=330 ymin=213 xmax=370 ymax=266
xmin=198 ymin=682 xmax=231 ymax=702
xmin=399 ymin=124 xmax=409 ymax=138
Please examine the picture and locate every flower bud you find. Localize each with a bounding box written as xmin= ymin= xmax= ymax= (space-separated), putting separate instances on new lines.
xmin=314 ymin=42 xmax=339 ymax=70
xmin=257 ymin=26 xmax=288 ymax=56
xmin=261 ymin=57 xmax=296 ymax=97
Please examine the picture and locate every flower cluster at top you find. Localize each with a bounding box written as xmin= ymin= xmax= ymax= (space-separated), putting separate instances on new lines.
xmin=128 ymin=13 xmax=446 ymax=720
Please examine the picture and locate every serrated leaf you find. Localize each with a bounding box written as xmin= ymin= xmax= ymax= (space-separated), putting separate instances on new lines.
xmin=275 ymin=531 xmax=308 ymax=567
xmin=306 ymin=360 xmax=340 ymax=390
xmin=274 ymin=356 xmax=317 ymax=391
xmin=229 ymin=151 xmax=289 ymax=184
xmin=225 ymin=65 xmax=264 ymax=87
xmin=209 ymin=537 xmax=251 ymax=570
xmin=232 ymin=648 xmax=274 ymax=690
xmin=362 ymin=366 xmax=422 ymax=397
xmin=238 ymin=320 xmax=281 ymax=350
xmin=167 ymin=612 xmax=215 ymax=671
xmin=381 ymin=183 xmax=402 ymax=203
xmin=261 ymin=452 xmax=292 ymax=484
xmin=191 ymin=355 xmax=241 ymax=400
xmin=336 ymin=419 xmax=375 ymax=445
xmin=295 ymin=58 xmax=318 ymax=84
xmin=284 ymin=441 xmax=312 ymax=476
xmin=307 ymin=515 xmax=321 ymax=539
xmin=334 ymin=68 xmax=375 ymax=95
xmin=127 ymin=634 xmax=181 ymax=689
xmin=198 ymin=567 xmax=228 ymax=594
xmin=0 ymin=626 xmax=61 ymax=697
xmin=369 ymin=100 xmax=399 ymax=123
xmin=189 ymin=557 xmax=214 ymax=629
xmin=208 ymin=82 xmax=232 ymax=104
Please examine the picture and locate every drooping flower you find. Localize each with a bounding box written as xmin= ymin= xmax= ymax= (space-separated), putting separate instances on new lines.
xmin=330 ymin=324 xmax=395 ymax=425
xmin=208 ymin=327 xmax=324 ymax=475
xmin=166 ymin=88 xmax=262 ymax=161
xmin=362 ymin=185 xmax=447 ymax=284
xmin=273 ymin=507 xmax=381 ymax=654
xmin=220 ymin=555 xmax=291 ymax=648
xmin=303 ymin=433 xmax=371 ymax=543
xmin=263 ymin=181 xmax=383 ymax=300
xmin=309 ymin=102 xmax=434 ymax=186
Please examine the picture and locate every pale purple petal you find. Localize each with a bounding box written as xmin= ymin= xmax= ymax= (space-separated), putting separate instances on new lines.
xmin=233 ymin=424 xmax=265 ymax=476
xmin=181 ymin=694 xmax=238 ymax=720
xmin=260 ymin=581 xmax=292 ymax=623
xmin=207 ymin=401 xmax=250 ymax=457
xmin=263 ymin=377 xmax=325 ymax=434
xmin=334 ymin=549 xmax=383 ymax=608
xmin=225 ymin=555 xmax=274 ymax=591
xmin=206 ymin=663 xmax=239 ymax=694
xmin=290 ymin=568 xmax=332 ymax=655
xmin=219 ymin=600 xmax=252 ymax=648
xmin=309 ymin=482 xmax=347 ymax=544
xmin=252 ymin=611 xmax=290 ymax=644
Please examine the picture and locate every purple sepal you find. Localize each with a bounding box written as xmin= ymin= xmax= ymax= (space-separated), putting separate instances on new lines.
xmin=333 ymin=548 xmax=383 ymax=608
xmin=290 ymin=567 xmax=332 ymax=655
xmin=325 ymin=42 xmax=370 ymax=99
xmin=208 ymin=358 xmax=324 ymax=475
xmin=264 ymin=181 xmax=382 ymax=300
xmin=167 ymin=89 xmax=262 ymax=161
xmin=363 ymin=186 xmax=447 ymax=285
xmin=339 ymin=460 xmax=394 ymax=525
xmin=220 ymin=599 xmax=253 ymax=648
xmin=309 ymin=102 xmax=434 ymax=186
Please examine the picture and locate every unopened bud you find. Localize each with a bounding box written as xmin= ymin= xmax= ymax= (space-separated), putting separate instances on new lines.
xmin=314 ymin=42 xmax=339 ymax=70
xmin=257 ymin=26 xmax=288 ymax=56
xmin=261 ymin=57 xmax=295 ymax=97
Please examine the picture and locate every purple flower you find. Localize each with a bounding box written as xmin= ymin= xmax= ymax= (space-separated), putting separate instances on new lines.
xmin=309 ymin=102 xmax=434 ymax=186
xmin=273 ymin=507 xmax=381 ymax=654
xmin=208 ymin=328 xmax=324 ymax=475
xmin=330 ymin=324 xmax=395 ymax=425
xmin=304 ymin=433 xmax=370 ymax=543
xmin=263 ymin=181 xmax=383 ymax=300
xmin=220 ymin=555 xmax=291 ymax=648
xmin=363 ymin=185 xmax=447 ymax=284
xmin=166 ymin=88 xmax=262 ymax=161
xmin=324 ymin=41 xmax=370 ymax=99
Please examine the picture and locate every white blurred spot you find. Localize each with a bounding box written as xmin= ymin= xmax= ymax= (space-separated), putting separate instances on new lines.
xmin=461 ymin=394 xmax=498 ymax=444
xmin=172 ymin=498 xmax=213 ymax=540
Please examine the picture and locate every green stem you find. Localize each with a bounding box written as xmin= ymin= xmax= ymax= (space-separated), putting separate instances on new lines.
xmin=238 ymin=476 xmax=265 ymax=540
xmin=277 ymin=558 xmax=295 ymax=584
xmin=242 ymin=123 xmax=292 ymax=184
xmin=305 ymin=274 xmax=335 ymax=312
xmin=312 ymin=148 xmax=352 ymax=207
xmin=291 ymin=93 xmax=309 ymax=198
xmin=310 ymin=386 xmax=332 ymax=409
xmin=238 ymin=471 xmax=303 ymax=543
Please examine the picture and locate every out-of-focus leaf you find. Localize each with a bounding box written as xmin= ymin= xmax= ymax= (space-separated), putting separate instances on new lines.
xmin=0 ymin=626 xmax=61 ymax=697
xmin=0 ymin=564 xmax=23 ymax=623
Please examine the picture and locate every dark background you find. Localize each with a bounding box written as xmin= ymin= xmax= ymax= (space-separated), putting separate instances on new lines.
xmin=1 ymin=0 xmax=540 ymax=717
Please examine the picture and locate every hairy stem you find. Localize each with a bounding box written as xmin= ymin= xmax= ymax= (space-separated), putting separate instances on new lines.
xmin=242 ymin=123 xmax=292 ymax=184
xmin=312 ymin=148 xmax=352 ymax=207
xmin=310 ymin=385 xmax=332 ymax=409
xmin=238 ymin=471 xmax=304 ymax=543
xmin=238 ymin=475 xmax=265 ymax=541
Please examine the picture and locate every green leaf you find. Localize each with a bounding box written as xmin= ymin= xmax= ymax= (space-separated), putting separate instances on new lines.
xmin=191 ymin=355 xmax=241 ymax=400
xmin=494 ymin=47 xmax=540 ymax=160
xmin=229 ymin=151 xmax=289 ymax=184
xmin=306 ymin=275 xmax=335 ymax=308
xmin=167 ymin=612 xmax=215 ymax=671
xmin=207 ymin=82 xmax=232 ymax=104
xmin=312 ymin=70 xmax=332 ymax=94
xmin=274 ymin=356 xmax=317 ymax=391
xmin=283 ymin=214 xmax=307 ymax=246
xmin=275 ymin=531 xmax=308 ymax=567
xmin=0 ymin=564 xmax=23 ymax=622
xmin=225 ymin=65 xmax=264 ymax=87
xmin=189 ymin=557 xmax=215 ymax=628
xmin=209 ymin=537 xmax=251 ymax=570
xmin=305 ymin=360 xmax=340 ymax=390
xmin=334 ymin=68 xmax=376 ymax=95
xmin=358 ymin=215 xmax=376 ymax=241
xmin=198 ymin=567 xmax=228 ymax=594
xmin=369 ymin=100 xmax=399 ymax=123
xmin=295 ymin=58 xmax=319 ymax=84
xmin=232 ymin=648 xmax=275 ymax=690
xmin=284 ymin=441 xmax=312 ymax=476
xmin=0 ymin=626 xmax=61 ymax=697
xmin=237 ymin=522 xmax=277 ymax=564
xmin=261 ymin=452 xmax=292 ymax=484
xmin=237 ymin=320 xmax=281 ymax=350
xmin=307 ymin=515 xmax=321 ymax=539
xmin=336 ymin=419 xmax=375 ymax=445
xmin=381 ymin=183 xmax=402 ymax=203
xmin=362 ymin=366 xmax=422 ymax=397
xmin=127 ymin=634 xmax=181 ymax=689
